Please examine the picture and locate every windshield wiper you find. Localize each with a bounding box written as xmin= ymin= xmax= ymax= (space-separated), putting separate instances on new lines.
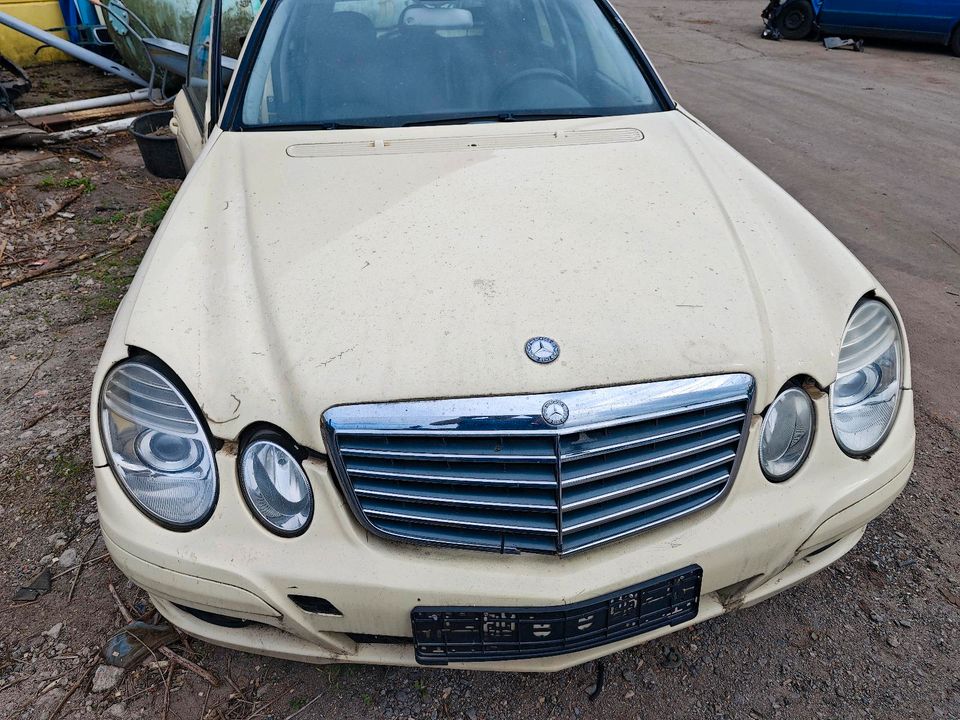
xmin=317 ymin=122 xmax=386 ymax=130
xmin=403 ymin=111 xmax=599 ymax=127
xmin=256 ymin=121 xmax=389 ymax=131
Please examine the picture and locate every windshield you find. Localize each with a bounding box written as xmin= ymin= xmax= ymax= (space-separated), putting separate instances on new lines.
xmin=239 ymin=0 xmax=663 ymax=128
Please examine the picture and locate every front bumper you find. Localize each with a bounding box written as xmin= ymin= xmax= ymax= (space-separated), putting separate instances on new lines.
xmin=95 ymin=391 xmax=914 ymax=671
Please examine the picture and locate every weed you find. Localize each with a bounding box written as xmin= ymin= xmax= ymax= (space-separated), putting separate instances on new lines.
xmin=92 ymin=211 xmax=127 ymax=226
xmin=414 ymin=679 xmax=429 ymax=699
xmin=84 ymin=294 xmax=123 ymax=315
xmin=144 ymin=190 xmax=176 ymax=229
xmin=38 ymin=177 xmax=95 ymax=193
xmin=47 ymin=454 xmax=89 ymax=518
xmin=324 ymin=664 xmax=342 ymax=685
xmin=53 ymin=455 xmax=84 ymax=479
xmin=80 ymin=253 xmax=141 ymax=318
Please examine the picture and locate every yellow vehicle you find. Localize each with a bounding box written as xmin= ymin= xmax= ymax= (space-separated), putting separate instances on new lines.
xmin=91 ymin=0 xmax=914 ymax=670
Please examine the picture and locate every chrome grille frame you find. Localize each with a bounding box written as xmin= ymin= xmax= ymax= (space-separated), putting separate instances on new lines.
xmin=322 ymin=374 xmax=755 ymax=556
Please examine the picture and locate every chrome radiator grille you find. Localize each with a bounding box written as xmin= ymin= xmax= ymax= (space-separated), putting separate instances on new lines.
xmin=322 ymin=374 xmax=754 ymax=556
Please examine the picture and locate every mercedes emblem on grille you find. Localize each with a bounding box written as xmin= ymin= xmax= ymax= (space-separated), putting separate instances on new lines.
xmin=541 ymin=399 xmax=569 ymax=426
xmin=525 ymin=337 xmax=560 ymax=364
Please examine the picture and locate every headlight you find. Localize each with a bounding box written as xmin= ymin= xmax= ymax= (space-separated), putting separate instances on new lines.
xmin=830 ymin=300 xmax=903 ymax=456
xmin=99 ymin=360 xmax=217 ymax=529
xmin=759 ymin=386 xmax=815 ymax=481
xmin=239 ymin=433 xmax=313 ymax=536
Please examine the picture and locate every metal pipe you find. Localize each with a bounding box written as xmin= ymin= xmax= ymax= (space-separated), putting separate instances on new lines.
xmin=0 ymin=10 xmax=147 ymax=87
xmin=17 ymin=89 xmax=153 ymax=119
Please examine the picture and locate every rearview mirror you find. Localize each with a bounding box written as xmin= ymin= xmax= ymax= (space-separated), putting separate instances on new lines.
xmin=401 ymin=7 xmax=473 ymax=29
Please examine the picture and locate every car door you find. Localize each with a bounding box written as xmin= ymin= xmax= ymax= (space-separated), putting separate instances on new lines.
xmin=172 ymin=0 xmax=224 ymax=172
xmin=817 ymin=0 xmax=903 ymax=36
xmin=895 ymin=0 xmax=959 ymax=40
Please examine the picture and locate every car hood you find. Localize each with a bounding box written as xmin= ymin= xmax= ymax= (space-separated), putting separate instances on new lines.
xmin=121 ymin=110 xmax=876 ymax=450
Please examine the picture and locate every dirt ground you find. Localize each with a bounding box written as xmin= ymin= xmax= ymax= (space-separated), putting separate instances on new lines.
xmin=1 ymin=2 xmax=958 ymax=719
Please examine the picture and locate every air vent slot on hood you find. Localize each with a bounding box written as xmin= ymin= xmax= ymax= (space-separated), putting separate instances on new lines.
xmin=286 ymin=128 xmax=643 ymax=158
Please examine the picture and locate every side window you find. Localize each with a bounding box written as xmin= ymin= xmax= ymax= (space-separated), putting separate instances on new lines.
xmin=185 ymin=0 xmax=215 ymax=122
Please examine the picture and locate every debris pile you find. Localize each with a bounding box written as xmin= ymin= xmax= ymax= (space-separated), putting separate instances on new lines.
xmin=823 ymin=36 xmax=865 ymax=51
xmin=0 ymin=0 xmax=160 ymax=149
xmin=0 ymin=55 xmax=30 ymax=112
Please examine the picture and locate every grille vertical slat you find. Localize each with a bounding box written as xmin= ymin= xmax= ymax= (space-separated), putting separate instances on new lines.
xmin=323 ymin=374 xmax=754 ymax=555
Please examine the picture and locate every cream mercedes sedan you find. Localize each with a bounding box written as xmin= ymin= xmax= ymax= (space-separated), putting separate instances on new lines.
xmin=91 ymin=0 xmax=915 ymax=670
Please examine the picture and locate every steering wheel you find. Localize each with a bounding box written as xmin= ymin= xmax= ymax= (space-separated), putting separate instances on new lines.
xmin=493 ymin=67 xmax=579 ymax=106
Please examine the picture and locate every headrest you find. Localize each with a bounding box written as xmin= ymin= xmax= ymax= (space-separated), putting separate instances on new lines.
xmin=319 ymin=11 xmax=376 ymax=38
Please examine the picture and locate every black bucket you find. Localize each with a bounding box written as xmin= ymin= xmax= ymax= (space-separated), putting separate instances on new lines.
xmin=130 ymin=110 xmax=185 ymax=180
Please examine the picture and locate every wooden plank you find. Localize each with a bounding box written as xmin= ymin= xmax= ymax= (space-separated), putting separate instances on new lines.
xmin=29 ymin=101 xmax=158 ymax=131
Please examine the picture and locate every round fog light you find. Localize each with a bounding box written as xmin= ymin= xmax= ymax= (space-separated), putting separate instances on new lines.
xmin=759 ymin=386 xmax=815 ymax=482
xmin=240 ymin=437 xmax=313 ymax=536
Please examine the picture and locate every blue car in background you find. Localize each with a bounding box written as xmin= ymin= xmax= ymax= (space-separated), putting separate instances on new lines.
xmin=763 ymin=0 xmax=960 ymax=54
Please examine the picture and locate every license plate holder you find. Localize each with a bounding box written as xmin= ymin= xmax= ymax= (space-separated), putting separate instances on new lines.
xmin=411 ymin=565 xmax=702 ymax=665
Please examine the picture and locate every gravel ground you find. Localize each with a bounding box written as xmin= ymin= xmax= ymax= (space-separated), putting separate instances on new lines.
xmin=1 ymin=3 xmax=958 ymax=719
